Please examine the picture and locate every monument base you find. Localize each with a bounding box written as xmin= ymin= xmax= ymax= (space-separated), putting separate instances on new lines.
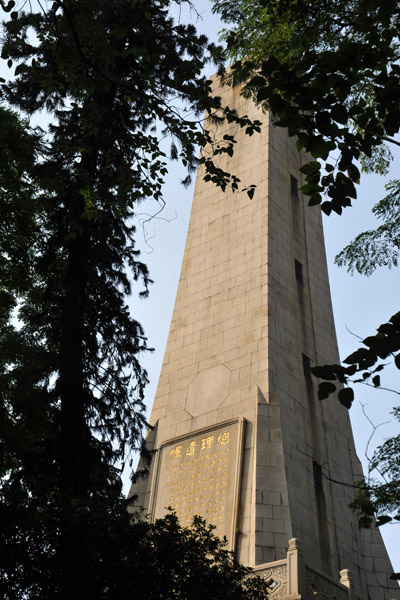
xmin=255 ymin=538 xmax=365 ymax=600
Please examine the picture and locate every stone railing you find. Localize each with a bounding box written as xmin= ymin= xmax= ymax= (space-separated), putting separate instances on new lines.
xmin=254 ymin=557 xmax=288 ymax=598
xmin=305 ymin=565 xmax=350 ymax=600
xmin=254 ymin=538 xmax=358 ymax=600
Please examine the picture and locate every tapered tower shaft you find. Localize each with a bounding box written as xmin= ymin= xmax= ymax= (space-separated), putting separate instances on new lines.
xmin=130 ymin=77 xmax=399 ymax=600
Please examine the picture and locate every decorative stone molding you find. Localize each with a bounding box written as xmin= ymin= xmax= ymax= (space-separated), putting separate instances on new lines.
xmin=255 ymin=559 xmax=288 ymax=598
xmin=254 ymin=538 xmax=357 ymax=600
xmin=305 ymin=566 xmax=348 ymax=600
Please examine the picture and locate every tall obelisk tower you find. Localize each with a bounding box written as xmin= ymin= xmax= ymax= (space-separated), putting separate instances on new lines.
xmin=130 ymin=77 xmax=399 ymax=600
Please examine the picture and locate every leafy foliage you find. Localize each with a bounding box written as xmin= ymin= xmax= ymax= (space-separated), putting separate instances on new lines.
xmin=310 ymin=310 xmax=400 ymax=408
xmin=212 ymin=0 xmax=400 ymax=215
xmin=335 ymin=179 xmax=400 ymax=275
xmin=310 ymin=312 xmax=400 ymax=528
xmin=122 ymin=513 xmax=270 ymax=600
xmin=359 ymin=142 xmax=393 ymax=176
xmin=350 ymin=407 xmax=400 ymax=532
xmin=0 ymin=1 xmax=261 ymax=597
xmin=1 ymin=500 xmax=271 ymax=599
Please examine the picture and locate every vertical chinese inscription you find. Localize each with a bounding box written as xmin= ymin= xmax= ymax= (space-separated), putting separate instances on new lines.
xmin=150 ymin=419 xmax=244 ymax=550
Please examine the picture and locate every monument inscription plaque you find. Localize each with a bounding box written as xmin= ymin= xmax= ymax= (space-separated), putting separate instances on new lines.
xmin=149 ymin=418 xmax=245 ymax=550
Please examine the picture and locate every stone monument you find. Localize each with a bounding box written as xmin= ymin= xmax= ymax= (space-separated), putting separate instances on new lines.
xmin=130 ymin=76 xmax=399 ymax=600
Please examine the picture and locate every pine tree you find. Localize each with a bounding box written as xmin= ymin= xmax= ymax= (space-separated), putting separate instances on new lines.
xmin=0 ymin=1 xmax=260 ymax=596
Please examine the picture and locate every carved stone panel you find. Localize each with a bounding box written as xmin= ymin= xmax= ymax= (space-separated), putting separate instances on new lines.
xmin=149 ymin=418 xmax=245 ymax=550
xmin=256 ymin=563 xmax=288 ymax=598
xmin=305 ymin=567 xmax=348 ymax=600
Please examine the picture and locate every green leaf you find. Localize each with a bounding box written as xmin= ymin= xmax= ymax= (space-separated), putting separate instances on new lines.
xmin=318 ymin=381 xmax=336 ymax=400
xmin=256 ymin=87 xmax=270 ymax=102
xmin=384 ymin=110 xmax=400 ymax=136
xmin=347 ymin=163 xmax=360 ymax=184
xmin=376 ymin=515 xmax=392 ymax=526
xmin=315 ymin=111 xmax=331 ymax=131
xmin=331 ymin=104 xmax=348 ymax=124
xmin=358 ymin=515 xmax=373 ymax=528
xmin=310 ymin=365 xmax=337 ymax=380
xmin=320 ymin=201 xmax=332 ymax=215
xmin=362 ymin=333 xmax=395 ymax=359
xmin=372 ymin=375 xmax=380 ymax=387
xmin=14 ymin=63 xmax=27 ymax=76
xmin=377 ymin=323 xmax=393 ymax=335
xmin=338 ymin=387 xmax=354 ymax=408
xmin=309 ymin=136 xmax=332 ymax=160
xmin=300 ymin=161 xmax=320 ymax=175
xmin=362 ymin=335 xmax=378 ymax=348
xmin=3 ymin=0 xmax=15 ymax=12
xmin=296 ymin=136 xmax=306 ymax=152
xmin=344 ymin=348 xmax=372 ymax=364
xmin=390 ymin=311 xmax=400 ymax=326
xmin=249 ymin=75 xmax=266 ymax=88
xmin=300 ymin=182 xmax=321 ymax=195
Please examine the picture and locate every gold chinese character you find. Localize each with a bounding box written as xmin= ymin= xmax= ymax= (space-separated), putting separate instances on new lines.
xmin=200 ymin=436 xmax=214 ymax=450
xmin=169 ymin=445 xmax=182 ymax=459
xmin=217 ymin=431 xmax=230 ymax=445
xmin=186 ymin=441 xmax=196 ymax=456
